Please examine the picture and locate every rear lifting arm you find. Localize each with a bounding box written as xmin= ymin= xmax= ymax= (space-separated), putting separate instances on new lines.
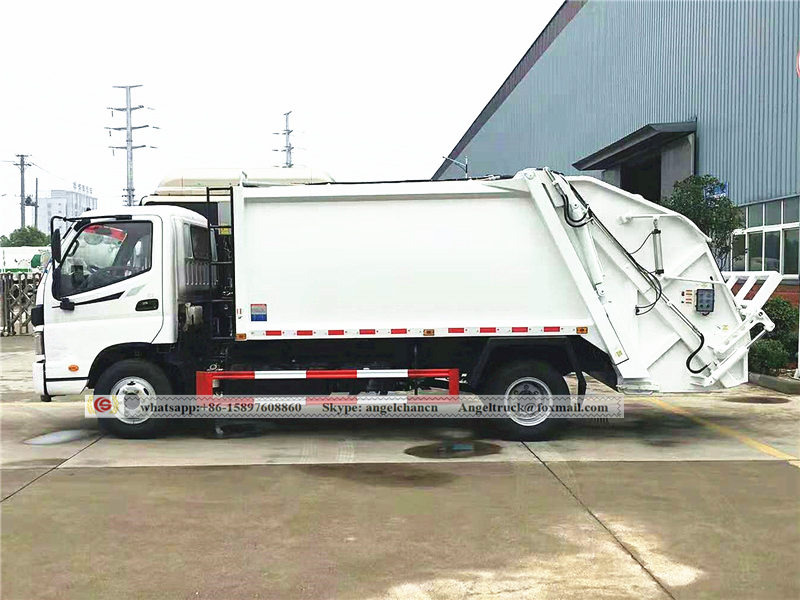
xmin=468 ymin=337 xmax=587 ymax=396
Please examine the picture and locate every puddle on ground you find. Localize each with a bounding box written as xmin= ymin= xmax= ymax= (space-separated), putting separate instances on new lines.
xmin=404 ymin=440 xmax=502 ymax=459
xmin=24 ymin=430 xmax=96 ymax=445
xmin=297 ymin=464 xmax=457 ymax=487
xmin=723 ymin=396 xmax=789 ymax=404
xmin=646 ymin=439 xmax=682 ymax=447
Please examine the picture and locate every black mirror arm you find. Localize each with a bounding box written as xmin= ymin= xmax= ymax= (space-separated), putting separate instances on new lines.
xmin=52 ymin=263 xmax=62 ymax=299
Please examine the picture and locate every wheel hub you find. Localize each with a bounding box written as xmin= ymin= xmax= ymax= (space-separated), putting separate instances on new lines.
xmin=109 ymin=376 xmax=156 ymax=425
xmin=504 ymin=377 xmax=553 ymax=427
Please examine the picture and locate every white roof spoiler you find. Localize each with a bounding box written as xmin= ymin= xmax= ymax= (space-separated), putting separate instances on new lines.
xmin=152 ymin=167 xmax=334 ymax=196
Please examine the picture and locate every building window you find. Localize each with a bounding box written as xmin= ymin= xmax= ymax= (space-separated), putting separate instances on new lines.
xmin=764 ymin=231 xmax=780 ymax=271
xmin=747 ymin=232 xmax=763 ymax=270
xmin=764 ymin=200 xmax=781 ymax=226
xmin=784 ymin=197 xmax=799 ymax=224
xmin=732 ymin=196 xmax=800 ymax=276
xmin=747 ymin=204 xmax=763 ymax=227
xmin=732 ymin=234 xmax=746 ymax=271
xmin=784 ymin=228 xmax=799 ymax=276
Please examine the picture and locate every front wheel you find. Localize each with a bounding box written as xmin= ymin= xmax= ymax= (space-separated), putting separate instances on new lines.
xmin=478 ymin=360 xmax=568 ymax=441
xmin=94 ymin=359 xmax=172 ymax=439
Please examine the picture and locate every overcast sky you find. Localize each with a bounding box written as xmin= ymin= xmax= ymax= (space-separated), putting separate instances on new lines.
xmin=1 ymin=0 xmax=562 ymax=236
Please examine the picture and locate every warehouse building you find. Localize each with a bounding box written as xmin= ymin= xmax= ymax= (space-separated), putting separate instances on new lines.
xmin=434 ymin=0 xmax=800 ymax=297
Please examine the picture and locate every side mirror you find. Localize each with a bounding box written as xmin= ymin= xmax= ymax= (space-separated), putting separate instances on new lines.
xmin=50 ymin=230 xmax=62 ymax=264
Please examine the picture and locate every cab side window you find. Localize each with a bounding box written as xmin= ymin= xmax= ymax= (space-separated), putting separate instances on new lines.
xmin=183 ymin=224 xmax=210 ymax=291
xmin=189 ymin=226 xmax=210 ymax=260
xmin=59 ymin=221 xmax=153 ymax=296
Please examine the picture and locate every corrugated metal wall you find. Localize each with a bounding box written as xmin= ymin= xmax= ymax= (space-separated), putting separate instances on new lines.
xmin=436 ymin=0 xmax=800 ymax=206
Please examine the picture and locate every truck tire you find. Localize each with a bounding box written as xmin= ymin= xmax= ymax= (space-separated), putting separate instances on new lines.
xmin=479 ymin=360 xmax=567 ymax=441
xmin=94 ymin=359 xmax=172 ymax=439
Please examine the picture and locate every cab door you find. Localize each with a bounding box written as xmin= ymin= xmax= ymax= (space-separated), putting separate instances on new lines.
xmin=43 ymin=217 xmax=163 ymax=388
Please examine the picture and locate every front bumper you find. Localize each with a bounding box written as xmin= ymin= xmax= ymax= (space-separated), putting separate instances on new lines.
xmin=33 ymin=359 xmax=88 ymax=398
xmin=33 ymin=360 xmax=45 ymax=396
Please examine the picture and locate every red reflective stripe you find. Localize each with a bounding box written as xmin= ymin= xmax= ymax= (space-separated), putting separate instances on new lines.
xmin=448 ymin=368 xmax=459 ymax=395
xmin=448 ymin=327 xmax=465 ymax=333
xmin=359 ymin=329 xmax=376 ymax=335
xmin=216 ymin=371 xmax=256 ymax=379
xmin=480 ymin=327 xmax=496 ymax=333
xmin=391 ymin=328 xmax=407 ymax=334
xmin=195 ymin=371 xmax=255 ymax=397
xmin=408 ymin=369 xmax=452 ymax=378
xmin=195 ymin=372 xmax=214 ymax=396
xmin=265 ymin=330 xmax=282 ymax=336
xmin=328 ymin=329 xmax=344 ymax=335
xmin=407 ymin=368 xmax=460 ymax=395
xmin=543 ymin=326 xmax=561 ymax=332
xmin=296 ymin=330 xmax=313 ymax=336
xmin=512 ymin=327 xmax=528 ymax=333
xmin=306 ymin=370 xmax=358 ymax=379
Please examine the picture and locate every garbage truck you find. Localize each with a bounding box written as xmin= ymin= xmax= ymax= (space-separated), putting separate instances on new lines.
xmin=31 ymin=167 xmax=779 ymax=438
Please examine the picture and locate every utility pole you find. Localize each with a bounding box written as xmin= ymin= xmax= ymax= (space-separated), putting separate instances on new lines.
xmin=273 ymin=111 xmax=294 ymax=168
xmin=107 ymin=85 xmax=150 ymax=206
xmin=34 ymin=178 xmax=39 ymax=230
xmin=13 ymin=154 xmax=30 ymax=228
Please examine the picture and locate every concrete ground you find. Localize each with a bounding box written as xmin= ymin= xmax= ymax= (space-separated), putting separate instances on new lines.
xmin=0 ymin=335 xmax=36 ymax=403
xmin=1 ymin=335 xmax=799 ymax=599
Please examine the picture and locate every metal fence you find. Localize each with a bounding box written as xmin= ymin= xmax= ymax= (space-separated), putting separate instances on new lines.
xmin=1 ymin=272 xmax=41 ymax=336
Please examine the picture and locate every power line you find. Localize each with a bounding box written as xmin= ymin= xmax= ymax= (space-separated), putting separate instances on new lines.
xmin=107 ymin=85 xmax=154 ymax=206
xmin=28 ymin=161 xmax=70 ymax=184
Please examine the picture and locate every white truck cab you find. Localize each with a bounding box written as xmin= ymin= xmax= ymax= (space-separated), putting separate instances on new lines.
xmin=33 ymin=206 xmax=207 ymax=398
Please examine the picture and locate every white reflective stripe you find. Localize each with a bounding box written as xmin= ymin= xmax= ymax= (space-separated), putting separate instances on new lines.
xmin=356 ymin=369 xmax=409 ymax=378
xmin=253 ymin=371 xmax=307 ymax=379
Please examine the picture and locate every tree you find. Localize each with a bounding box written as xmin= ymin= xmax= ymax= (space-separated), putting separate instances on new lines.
xmin=661 ymin=175 xmax=743 ymax=264
xmin=762 ymin=296 xmax=798 ymax=363
xmin=0 ymin=226 xmax=50 ymax=247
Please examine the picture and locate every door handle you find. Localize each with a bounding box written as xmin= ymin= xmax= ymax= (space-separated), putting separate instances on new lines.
xmin=59 ymin=298 xmax=75 ymax=311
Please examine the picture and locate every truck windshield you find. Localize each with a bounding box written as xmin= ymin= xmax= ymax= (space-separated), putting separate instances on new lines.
xmin=59 ymin=221 xmax=152 ymax=296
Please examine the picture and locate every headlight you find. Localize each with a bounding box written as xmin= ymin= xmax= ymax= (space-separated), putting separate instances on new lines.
xmin=34 ymin=331 xmax=44 ymax=355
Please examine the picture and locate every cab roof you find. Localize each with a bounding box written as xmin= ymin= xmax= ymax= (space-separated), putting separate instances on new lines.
xmin=75 ymin=204 xmax=206 ymax=225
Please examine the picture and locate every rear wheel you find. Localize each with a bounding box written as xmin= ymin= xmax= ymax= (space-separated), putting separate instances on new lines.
xmin=479 ymin=360 xmax=568 ymax=441
xmin=94 ymin=359 xmax=171 ymax=439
